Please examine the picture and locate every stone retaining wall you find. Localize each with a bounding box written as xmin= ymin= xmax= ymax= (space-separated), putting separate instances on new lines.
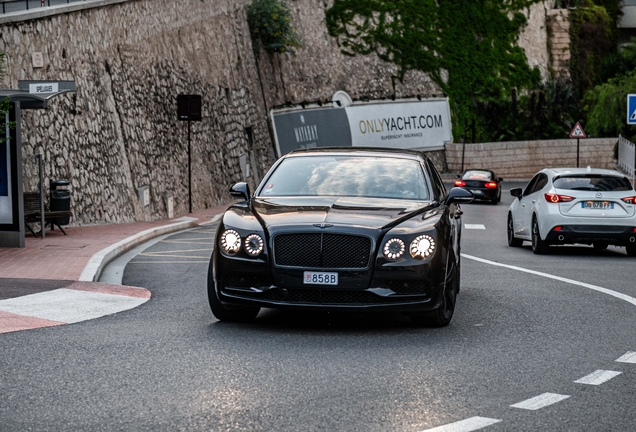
xmin=445 ymin=138 xmax=618 ymax=178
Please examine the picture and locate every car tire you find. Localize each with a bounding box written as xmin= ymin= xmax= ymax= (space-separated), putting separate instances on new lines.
xmin=593 ymin=242 xmax=608 ymax=250
xmin=410 ymin=252 xmax=459 ymax=327
xmin=208 ymin=284 xmax=260 ymax=322
xmin=507 ymin=214 xmax=523 ymax=247
xmin=626 ymin=244 xmax=636 ymax=257
xmin=531 ymin=217 xmax=549 ymax=254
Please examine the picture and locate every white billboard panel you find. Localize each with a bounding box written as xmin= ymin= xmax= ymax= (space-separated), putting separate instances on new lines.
xmin=346 ymin=100 xmax=451 ymax=150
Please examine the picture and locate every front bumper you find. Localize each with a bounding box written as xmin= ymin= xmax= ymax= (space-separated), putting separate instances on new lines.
xmin=212 ymin=251 xmax=447 ymax=312
xmin=544 ymin=225 xmax=636 ymax=246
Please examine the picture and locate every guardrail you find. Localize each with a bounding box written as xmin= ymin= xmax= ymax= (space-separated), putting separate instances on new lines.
xmin=1 ymin=0 xmax=85 ymax=14
xmin=617 ymin=135 xmax=636 ymax=184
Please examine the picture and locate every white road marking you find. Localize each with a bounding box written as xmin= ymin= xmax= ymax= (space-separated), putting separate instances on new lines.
xmin=0 ymin=289 xmax=148 ymax=324
xmin=421 ymin=416 xmax=502 ymax=432
xmin=574 ymin=370 xmax=622 ymax=385
xmin=616 ymin=352 xmax=636 ymax=364
xmin=510 ymin=393 xmax=570 ymax=410
xmin=462 ymin=254 xmax=636 ymax=307
xmin=464 ymin=224 xmax=486 ymax=230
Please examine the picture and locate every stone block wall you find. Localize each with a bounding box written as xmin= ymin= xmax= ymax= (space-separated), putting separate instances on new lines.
xmin=547 ymin=8 xmax=571 ymax=78
xmin=445 ymin=138 xmax=617 ymax=179
xmin=2 ymin=0 xmax=274 ymax=224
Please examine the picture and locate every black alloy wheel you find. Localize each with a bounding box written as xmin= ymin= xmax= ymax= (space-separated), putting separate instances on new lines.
xmin=507 ymin=214 xmax=523 ymax=247
xmin=208 ymin=284 xmax=260 ymax=322
xmin=531 ymin=217 xmax=549 ymax=254
xmin=410 ymin=252 xmax=459 ymax=327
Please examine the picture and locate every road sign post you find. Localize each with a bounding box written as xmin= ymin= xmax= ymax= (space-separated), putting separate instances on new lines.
xmin=569 ymin=122 xmax=586 ymax=167
xmin=628 ymin=94 xmax=636 ymax=125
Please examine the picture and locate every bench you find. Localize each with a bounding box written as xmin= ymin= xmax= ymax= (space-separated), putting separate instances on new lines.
xmin=23 ymin=192 xmax=73 ymax=237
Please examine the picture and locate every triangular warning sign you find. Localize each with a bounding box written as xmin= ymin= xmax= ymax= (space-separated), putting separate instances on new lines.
xmin=569 ymin=122 xmax=586 ymax=138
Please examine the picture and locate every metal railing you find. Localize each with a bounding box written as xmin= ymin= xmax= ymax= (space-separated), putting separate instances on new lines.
xmin=617 ymin=135 xmax=636 ymax=184
xmin=1 ymin=0 xmax=86 ymax=14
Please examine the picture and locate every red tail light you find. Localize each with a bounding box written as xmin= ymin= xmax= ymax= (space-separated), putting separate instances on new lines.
xmin=621 ymin=196 xmax=636 ymax=204
xmin=485 ymin=182 xmax=497 ymax=189
xmin=544 ymin=193 xmax=574 ymax=203
xmin=553 ymin=226 xmax=563 ymax=231
xmin=454 ymin=180 xmax=466 ymax=187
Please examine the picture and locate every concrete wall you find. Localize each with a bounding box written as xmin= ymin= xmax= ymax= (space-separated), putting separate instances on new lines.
xmin=445 ymin=138 xmax=617 ymax=179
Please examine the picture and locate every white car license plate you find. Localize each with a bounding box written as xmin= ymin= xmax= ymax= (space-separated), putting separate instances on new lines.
xmin=582 ymin=201 xmax=614 ymax=210
xmin=303 ymin=271 xmax=338 ymax=285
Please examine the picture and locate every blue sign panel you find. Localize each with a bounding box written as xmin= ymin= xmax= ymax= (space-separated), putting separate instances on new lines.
xmin=628 ymin=94 xmax=636 ymax=125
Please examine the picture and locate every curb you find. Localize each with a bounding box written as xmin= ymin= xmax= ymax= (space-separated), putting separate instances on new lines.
xmin=78 ymin=216 xmax=199 ymax=282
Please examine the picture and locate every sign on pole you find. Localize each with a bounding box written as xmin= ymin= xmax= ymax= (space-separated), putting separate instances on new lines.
xmin=628 ymin=94 xmax=636 ymax=125
xmin=569 ymin=121 xmax=586 ymax=138
xmin=570 ymin=122 xmax=586 ymax=168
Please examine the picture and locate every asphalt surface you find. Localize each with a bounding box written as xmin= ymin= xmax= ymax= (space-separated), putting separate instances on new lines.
xmin=1 ymin=183 xmax=636 ymax=431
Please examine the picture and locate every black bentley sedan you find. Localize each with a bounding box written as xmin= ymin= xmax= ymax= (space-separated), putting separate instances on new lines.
xmin=208 ymin=148 xmax=473 ymax=326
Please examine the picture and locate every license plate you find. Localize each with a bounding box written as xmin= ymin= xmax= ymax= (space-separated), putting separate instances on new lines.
xmin=582 ymin=201 xmax=614 ymax=210
xmin=303 ymin=271 xmax=338 ymax=285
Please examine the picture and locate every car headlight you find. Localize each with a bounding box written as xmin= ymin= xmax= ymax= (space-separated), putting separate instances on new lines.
xmin=220 ymin=229 xmax=241 ymax=254
xmin=244 ymin=234 xmax=264 ymax=257
xmin=410 ymin=235 xmax=435 ymax=259
xmin=383 ymin=238 xmax=406 ymax=260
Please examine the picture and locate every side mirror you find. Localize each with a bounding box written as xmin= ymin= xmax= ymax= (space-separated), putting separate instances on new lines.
xmin=499 ymin=177 xmax=504 ymax=182
xmin=510 ymin=188 xmax=522 ymax=198
xmin=446 ymin=187 xmax=474 ymax=205
xmin=455 ymin=174 xmax=462 ymax=179
xmin=230 ymin=182 xmax=250 ymax=202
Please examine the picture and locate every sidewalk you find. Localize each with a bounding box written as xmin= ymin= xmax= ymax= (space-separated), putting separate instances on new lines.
xmin=0 ymin=206 xmax=227 ymax=334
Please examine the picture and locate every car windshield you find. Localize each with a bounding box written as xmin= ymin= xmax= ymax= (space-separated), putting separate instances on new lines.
xmin=259 ymin=155 xmax=430 ymax=200
xmin=553 ymin=175 xmax=633 ymax=191
xmin=463 ymin=170 xmax=492 ymax=180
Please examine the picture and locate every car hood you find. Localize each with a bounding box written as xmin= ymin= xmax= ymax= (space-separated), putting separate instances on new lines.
xmin=251 ymin=196 xmax=435 ymax=231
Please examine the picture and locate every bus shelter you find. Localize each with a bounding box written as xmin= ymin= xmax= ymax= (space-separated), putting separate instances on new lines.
xmin=0 ymin=80 xmax=76 ymax=247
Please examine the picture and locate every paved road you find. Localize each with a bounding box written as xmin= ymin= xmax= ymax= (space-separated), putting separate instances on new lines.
xmin=1 ymin=183 xmax=635 ymax=431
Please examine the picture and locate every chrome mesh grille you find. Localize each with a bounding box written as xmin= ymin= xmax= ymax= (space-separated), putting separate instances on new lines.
xmin=274 ymin=233 xmax=371 ymax=269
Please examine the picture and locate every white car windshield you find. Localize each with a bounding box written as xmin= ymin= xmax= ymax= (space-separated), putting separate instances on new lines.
xmin=553 ymin=175 xmax=633 ymax=192
xmin=259 ymin=155 xmax=430 ymax=200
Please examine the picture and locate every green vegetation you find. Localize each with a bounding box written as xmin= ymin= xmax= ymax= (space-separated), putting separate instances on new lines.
xmin=247 ymin=0 xmax=301 ymax=55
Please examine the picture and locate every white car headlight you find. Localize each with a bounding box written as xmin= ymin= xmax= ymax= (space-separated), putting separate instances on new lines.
xmin=410 ymin=235 xmax=435 ymax=259
xmin=383 ymin=238 xmax=406 ymax=260
xmin=244 ymin=234 xmax=264 ymax=257
xmin=220 ymin=229 xmax=241 ymax=254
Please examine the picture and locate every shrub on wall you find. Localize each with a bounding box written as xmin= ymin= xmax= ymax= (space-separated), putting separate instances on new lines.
xmin=247 ymin=0 xmax=301 ymax=55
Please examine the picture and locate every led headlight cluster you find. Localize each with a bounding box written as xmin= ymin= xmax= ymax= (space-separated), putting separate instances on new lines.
xmin=244 ymin=234 xmax=264 ymax=256
xmin=220 ymin=230 xmax=241 ymax=254
xmin=383 ymin=238 xmax=406 ymax=260
xmin=220 ymin=229 xmax=264 ymax=257
xmin=409 ymin=235 xmax=435 ymax=259
xmin=383 ymin=235 xmax=436 ymax=261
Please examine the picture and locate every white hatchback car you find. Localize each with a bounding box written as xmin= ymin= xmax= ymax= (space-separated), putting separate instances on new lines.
xmin=507 ymin=167 xmax=636 ymax=256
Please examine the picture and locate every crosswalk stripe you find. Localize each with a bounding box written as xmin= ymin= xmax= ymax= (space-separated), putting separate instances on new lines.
xmin=510 ymin=393 xmax=570 ymax=410
xmin=574 ymin=370 xmax=622 ymax=385
xmin=464 ymin=224 xmax=486 ymax=230
xmin=616 ymin=352 xmax=636 ymax=363
xmin=420 ymin=416 xmax=502 ymax=432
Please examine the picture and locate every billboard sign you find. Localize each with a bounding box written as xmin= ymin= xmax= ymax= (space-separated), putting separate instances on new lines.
xmin=271 ymin=98 xmax=452 ymax=156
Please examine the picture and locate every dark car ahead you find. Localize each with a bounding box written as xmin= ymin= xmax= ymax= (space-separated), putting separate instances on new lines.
xmin=455 ymin=169 xmax=503 ymax=204
xmin=208 ymin=148 xmax=473 ymax=327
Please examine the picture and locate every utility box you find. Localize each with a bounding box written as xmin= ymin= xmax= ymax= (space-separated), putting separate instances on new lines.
xmin=138 ymin=186 xmax=150 ymax=207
